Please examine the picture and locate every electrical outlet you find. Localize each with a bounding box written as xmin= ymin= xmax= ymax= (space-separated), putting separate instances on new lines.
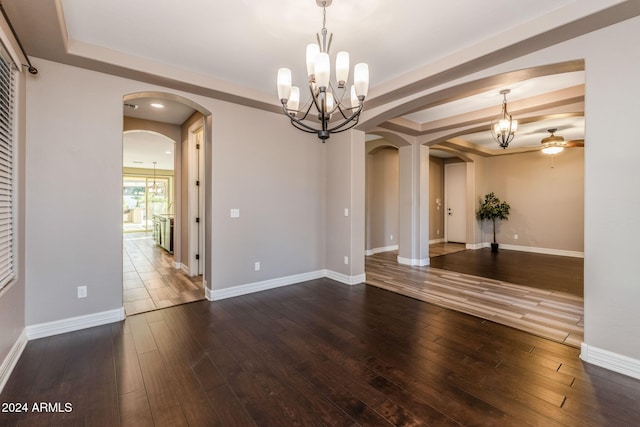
xmin=514 ymin=234 xmax=519 ymax=240
xmin=254 ymin=261 xmax=261 ymax=271
xmin=344 ymin=256 xmax=349 ymax=265
xmin=230 ymin=208 xmax=240 ymax=218
xmin=437 ymin=229 xmax=440 ymax=235
xmin=390 ymin=234 xmax=393 ymax=241
xmin=77 ymin=285 xmax=87 ymax=299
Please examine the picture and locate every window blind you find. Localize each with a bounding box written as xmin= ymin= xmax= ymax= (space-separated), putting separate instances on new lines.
xmin=0 ymin=45 xmax=15 ymax=290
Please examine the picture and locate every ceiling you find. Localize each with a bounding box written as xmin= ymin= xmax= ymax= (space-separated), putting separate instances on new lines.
xmin=5 ymin=0 xmax=639 ymax=158
xmin=123 ymin=130 xmax=175 ymax=171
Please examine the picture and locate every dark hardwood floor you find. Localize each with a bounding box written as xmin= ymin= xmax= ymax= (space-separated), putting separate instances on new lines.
xmin=2 ymin=279 xmax=639 ymax=426
xmin=430 ymin=247 xmax=584 ymax=296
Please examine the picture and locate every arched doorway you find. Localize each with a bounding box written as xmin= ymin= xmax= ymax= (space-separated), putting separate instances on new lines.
xmin=122 ymin=92 xmax=212 ymax=315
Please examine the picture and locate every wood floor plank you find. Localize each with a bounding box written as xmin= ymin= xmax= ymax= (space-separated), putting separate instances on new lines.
xmin=118 ymin=389 xmax=154 ymax=427
xmin=137 ymin=349 xmax=189 ymax=427
xmin=366 ymin=250 xmax=584 ymax=346
xmin=2 ymin=278 xmax=639 ymax=426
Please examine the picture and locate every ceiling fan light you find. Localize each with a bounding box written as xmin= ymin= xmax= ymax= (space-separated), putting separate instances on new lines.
xmin=542 ymin=145 xmax=564 ymax=155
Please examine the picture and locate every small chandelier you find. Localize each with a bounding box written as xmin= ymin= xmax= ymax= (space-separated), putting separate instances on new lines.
xmin=490 ymin=89 xmax=518 ymax=149
xmin=276 ymin=0 xmax=369 ymax=141
xmin=541 ymin=128 xmax=565 ymax=155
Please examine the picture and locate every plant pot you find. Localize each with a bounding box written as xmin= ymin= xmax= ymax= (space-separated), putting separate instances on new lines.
xmin=491 ymin=243 xmax=499 ymax=253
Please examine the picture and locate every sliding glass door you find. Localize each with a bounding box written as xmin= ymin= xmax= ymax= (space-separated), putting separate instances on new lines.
xmin=123 ymin=175 xmax=170 ymax=232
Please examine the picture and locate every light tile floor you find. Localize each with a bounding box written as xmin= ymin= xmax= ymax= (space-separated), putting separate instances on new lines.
xmin=123 ymin=233 xmax=204 ymax=316
xmin=366 ymin=248 xmax=584 ymax=347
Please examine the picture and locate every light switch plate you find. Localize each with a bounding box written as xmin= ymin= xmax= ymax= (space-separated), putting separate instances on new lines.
xmin=230 ymin=208 xmax=240 ymax=218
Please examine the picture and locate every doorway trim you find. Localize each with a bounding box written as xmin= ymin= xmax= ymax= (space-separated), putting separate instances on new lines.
xmin=187 ymin=118 xmax=205 ymax=276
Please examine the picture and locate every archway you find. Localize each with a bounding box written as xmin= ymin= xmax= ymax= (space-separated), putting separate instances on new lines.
xmin=122 ymin=91 xmax=213 ymax=315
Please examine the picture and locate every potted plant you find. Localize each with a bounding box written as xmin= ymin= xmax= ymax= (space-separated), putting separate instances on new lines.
xmin=478 ymin=192 xmax=510 ymax=252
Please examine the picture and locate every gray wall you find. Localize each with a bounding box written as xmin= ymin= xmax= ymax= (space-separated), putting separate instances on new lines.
xmin=429 ymin=156 xmax=445 ymax=241
xmin=477 ymin=148 xmax=584 ymax=253
xmin=366 ymin=147 xmax=399 ymax=251
xmin=580 ymin=17 xmax=640 ymax=359
xmin=23 ymin=58 xmax=330 ymax=325
xmin=5 ymin=12 xmax=640 ymax=380
xmin=0 ymin=59 xmax=26 ymax=374
xmin=209 ymin=101 xmax=327 ymax=288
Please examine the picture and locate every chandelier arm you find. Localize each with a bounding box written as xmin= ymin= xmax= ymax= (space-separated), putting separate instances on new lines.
xmin=326 ymin=82 xmax=348 ymax=115
xmin=297 ymin=97 xmax=316 ymax=121
xmin=334 ymin=102 xmax=360 ymax=120
xmin=290 ymin=118 xmax=323 ymax=134
xmin=327 ymin=105 xmax=363 ymax=133
xmin=328 ymin=115 xmax=360 ymax=134
xmin=308 ymin=83 xmax=325 ymax=115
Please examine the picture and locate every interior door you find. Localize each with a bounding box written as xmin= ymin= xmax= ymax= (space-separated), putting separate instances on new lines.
xmin=445 ymin=162 xmax=467 ymax=243
xmin=188 ymin=121 xmax=205 ymax=276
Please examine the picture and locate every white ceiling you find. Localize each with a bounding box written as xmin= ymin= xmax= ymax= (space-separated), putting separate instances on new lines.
xmin=123 ymin=130 xmax=175 ymax=171
xmin=6 ymin=0 xmax=633 ymax=158
xmin=124 ymin=97 xmax=196 ymax=125
xmin=59 ymin=0 xmax=577 ymax=93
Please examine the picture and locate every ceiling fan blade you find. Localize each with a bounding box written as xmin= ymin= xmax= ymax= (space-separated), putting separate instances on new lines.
xmin=564 ymin=139 xmax=584 ymax=148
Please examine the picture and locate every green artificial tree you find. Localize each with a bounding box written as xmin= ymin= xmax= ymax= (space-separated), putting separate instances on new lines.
xmin=478 ymin=192 xmax=510 ymax=252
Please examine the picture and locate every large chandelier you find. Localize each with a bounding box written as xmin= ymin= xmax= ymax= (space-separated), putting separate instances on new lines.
xmin=490 ymin=89 xmax=518 ymax=149
xmin=276 ymin=0 xmax=369 ymax=141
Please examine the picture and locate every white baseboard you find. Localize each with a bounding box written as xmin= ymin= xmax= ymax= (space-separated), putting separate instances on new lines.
xmin=180 ymin=263 xmax=190 ymax=275
xmin=207 ymin=269 xmax=367 ymax=300
xmin=325 ymin=270 xmax=366 ymax=286
xmin=470 ymin=242 xmax=584 ymax=258
xmin=207 ymin=270 xmax=326 ymax=301
xmin=173 ymin=261 xmax=182 ymax=270
xmin=0 ymin=329 xmax=27 ymax=393
xmin=365 ymin=245 xmax=398 ymax=256
xmin=581 ymin=343 xmax=640 ymax=380
xmin=429 ymin=238 xmax=445 ymax=244
xmin=498 ymin=243 xmax=584 ymax=258
xmin=25 ymin=307 xmax=125 ymax=340
xmin=397 ymin=256 xmax=430 ymax=267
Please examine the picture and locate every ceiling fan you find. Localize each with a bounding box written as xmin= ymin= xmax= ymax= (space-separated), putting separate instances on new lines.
xmin=541 ymin=128 xmax=584 ymax=154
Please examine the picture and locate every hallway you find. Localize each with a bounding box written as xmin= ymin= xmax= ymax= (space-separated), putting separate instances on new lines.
xmin=123 ymin=233 xmax=204 ymax=316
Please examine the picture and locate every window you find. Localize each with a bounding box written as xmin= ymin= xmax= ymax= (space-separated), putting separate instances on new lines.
xmin=0 ymin=44 xmax=16 ymax=291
